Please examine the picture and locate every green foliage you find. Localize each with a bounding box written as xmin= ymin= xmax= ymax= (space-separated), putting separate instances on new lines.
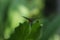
xmin=0 ymin=0 xmax=59 ymax=40
xmin=0 ymin=0 xmax=44 ymax=40
xmin=7 ymin=20 xmax=42 ymax=40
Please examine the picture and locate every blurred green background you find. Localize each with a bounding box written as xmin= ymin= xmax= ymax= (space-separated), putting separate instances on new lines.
xmin=0 ymin=0 xmax=60 ymax=40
